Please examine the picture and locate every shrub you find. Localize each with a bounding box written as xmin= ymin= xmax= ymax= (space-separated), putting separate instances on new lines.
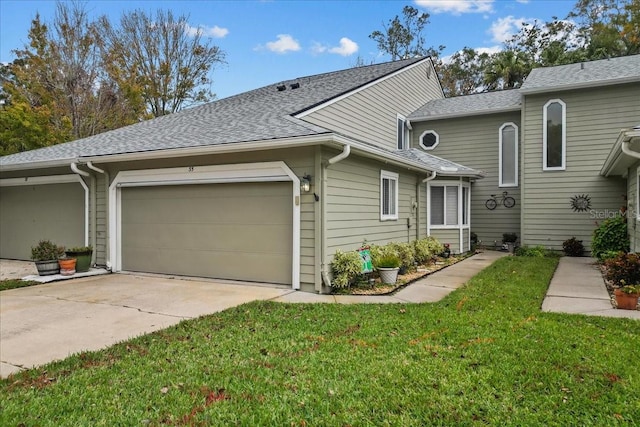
xmin=388 ymin=242 xmax=415 ymax=272
xmin=502 ymin=233 xmax=518 ymax=243
xmin=515 ymin=245 xmax=551 ymax=258
xmin=603 ymin=252 xmax=640 ymax=287
xmin=414 ymin=236 xmax=444 ymax=265
xmin=562 ymin=237 xmax=584 ymax=257
xmin=31 ymin=240 xmax=65 ymax=261
xmin=591 ymin=216 xmax=629 ymax=260
xmin=599 ymin=250 xmax=625 ymax=262
xmin=331 ymin=250 xmax=362 ymax=289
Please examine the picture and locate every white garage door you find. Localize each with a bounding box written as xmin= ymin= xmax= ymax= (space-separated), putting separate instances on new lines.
xmin=120 ymin=182 xmax=293 ymax=285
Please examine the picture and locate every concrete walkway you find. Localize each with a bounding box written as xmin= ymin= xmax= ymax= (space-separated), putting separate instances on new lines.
xmin=542 ymin=256 xmax=640 ymax=319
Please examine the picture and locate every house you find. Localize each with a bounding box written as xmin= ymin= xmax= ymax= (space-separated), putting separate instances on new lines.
xmin=1 ymin=55 xmax=639 ymax=293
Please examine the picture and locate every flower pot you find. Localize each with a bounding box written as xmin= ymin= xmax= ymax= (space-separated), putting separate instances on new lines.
xmin=58 ymin=258 xmax=77 ymax=276
xmin=35 ymin=260 xmax=60 ymax=276
xmin=65 ymin=250 xmax=92 ymax=272
xmin=378 ymin=267 xmax=399 ymax=285
xmin=614 ymin=289 xmax=639 ymax=310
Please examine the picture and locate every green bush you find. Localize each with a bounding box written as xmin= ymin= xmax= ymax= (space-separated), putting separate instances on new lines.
xmin=598 ymin=250 xmax=625 ymax=262
xmin=502 ymin=232 xmax=518 ymax=243
xmin=375 ymin=254 xmax=401 ymax=269
xmin=30 ymin=240 xmax=65 ymax=261
xmin=603 ymin=252 xmax=640 ymax=287
xmin=562 ymin=237 xmax=584 ymax=257
xmin=388 ymin=242 xmax=415 ymax=272
xmin=414 ymin=236 xmax=444 ymax=265
xmin=591 ymin=216 xmax=629 ymax=260
xmin=515 ymin=245 xmax=554 ymax=258
xmin=330 ymin=250 xmax=362 ymax=289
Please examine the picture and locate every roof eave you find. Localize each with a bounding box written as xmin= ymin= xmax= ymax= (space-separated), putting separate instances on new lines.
xmin=601 ymin=128 xmax=640 ymax=176
xmin=0 ymin=157 xmax=78 ymax=173
xmin=520 ymin=76 xmax=640 ymax=95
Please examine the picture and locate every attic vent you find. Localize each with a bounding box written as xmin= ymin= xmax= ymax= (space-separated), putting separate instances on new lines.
xmin=277 ymin=84 xmax=286 ymax=92
xmin=290 ymin=82 xmax=300 ymax=89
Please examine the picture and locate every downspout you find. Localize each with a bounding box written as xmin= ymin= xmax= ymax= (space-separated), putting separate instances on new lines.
xmin=320 ymin=145 xmax=351 ymax=290
xmin=421 ymin=171 xmax=437 ymax=238
xmin=86 ymin=162 xmax=110 ymax=269
xmin=70 ymin=162 xmax=90 ymax=248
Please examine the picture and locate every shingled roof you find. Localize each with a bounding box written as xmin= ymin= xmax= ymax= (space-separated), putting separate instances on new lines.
xmin=408 ymin=89 xmax=521 ymax=122
xmin=1 ymin=57 xmax=427 ymax=167
xmin=520 ymin=54 xmax=640 ymax=94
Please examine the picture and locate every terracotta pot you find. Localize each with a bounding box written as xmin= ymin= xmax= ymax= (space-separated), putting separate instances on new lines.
xmin=614 ymin=289 xmax=639 ymax=310
xmin=58 ymin=258 xmax=77 ymax=276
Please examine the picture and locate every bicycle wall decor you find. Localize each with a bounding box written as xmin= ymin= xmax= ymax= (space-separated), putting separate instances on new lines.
xmin=485 ymin=191 xmax=516 ymax=210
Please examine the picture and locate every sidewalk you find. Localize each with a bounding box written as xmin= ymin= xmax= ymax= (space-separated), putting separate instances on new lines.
xmin=272 ymin=250 xmax=507 ymax=304
xmin=274 ymin=253 xmax=640 ymax=320
xmin=542 ymin=256 xmax=640 ymax=319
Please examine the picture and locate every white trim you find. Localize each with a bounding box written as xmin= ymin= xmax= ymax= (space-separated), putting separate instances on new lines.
xmin=295 ymin=58 xmax=432 ymax=118
xmin=419 ymin=130 xmax=440 ymax=151
xmin=397 ymin=114 xmax=408 ymax=150
xmin=109 ymin=162 xmax=301 ymax=289
xmin=409 ymin=106 xmax=521 ymax=123
xmin=380 ymin=170 xmax=399 ymax=221
xmin=542 ymin=99 xmax=566 ymax=171
xmin=520 ymin=76 xmax=640 ymax=94
xmin=499 ymin=122 xmax=519 ymax=187
xmin=637 ymin=169 xmax=640 ymax=221
xmin=0 ymin=174 xmax=89 ymax=247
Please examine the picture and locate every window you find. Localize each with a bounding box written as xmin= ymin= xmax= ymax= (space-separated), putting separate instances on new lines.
xmin=419 ymin=130 xmax=439 ymax=150
xmin=397 ymin=115 xmax=409 ymax=150
xmin=499 ymin=123 xmax=518 ymax=187
xmin=429 ymin=183 xmax=470 ymax=227
xmin=543 ymin=99 xmax=566 ymax=170
xmin=380 ymin=170 xmax=399 ymax=220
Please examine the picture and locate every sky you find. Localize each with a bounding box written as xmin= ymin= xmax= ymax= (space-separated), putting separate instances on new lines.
xmin=0 ymin=0 xmax=577 ymax=100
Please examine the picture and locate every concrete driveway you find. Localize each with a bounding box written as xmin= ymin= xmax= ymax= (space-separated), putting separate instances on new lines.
xmin=0 ymin=273 xmax=291 ymax=378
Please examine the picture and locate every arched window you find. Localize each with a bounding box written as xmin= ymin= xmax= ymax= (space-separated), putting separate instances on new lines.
xmin=543 ymin=99 xmax=566 ymax=170
xmin=499 ymin=123 xmax=518 ymax=187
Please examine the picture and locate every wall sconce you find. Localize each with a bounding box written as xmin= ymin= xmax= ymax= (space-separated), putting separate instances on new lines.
xmin=300 ymin=174 xmax=311 ymax=192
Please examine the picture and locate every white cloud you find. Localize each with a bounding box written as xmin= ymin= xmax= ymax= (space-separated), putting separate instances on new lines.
xmin=489 ymin=15 xmax=532 ymax=43
xmin=329 ymin=38 xmax=359 ymax=56
xmin=312 ymin=37 xmax=359 ymax=56
xmin=440 ymin=45 xmax=501 ymax=63
xmin=184 ymin=24 xmax=229 ymax=38
xmin=415 ymin=0 xmax=494 ymax=14
xmin=265 ymin=34 xmax=301 ymax=54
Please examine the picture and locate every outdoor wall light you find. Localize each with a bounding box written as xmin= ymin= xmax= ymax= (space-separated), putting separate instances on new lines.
xmin=300 ymin=174 xmax=312 ymax=192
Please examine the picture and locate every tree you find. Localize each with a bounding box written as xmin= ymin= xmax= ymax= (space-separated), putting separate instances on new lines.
xmin=483 ymin=50 xmax=530 ymax=90
xmin=369 ymin=5 xmax=443 ymax=60
xmin=97 ymin=9 xmax=226 ymax=117
xmin=439 ymin=48 xmax=491 ymax=97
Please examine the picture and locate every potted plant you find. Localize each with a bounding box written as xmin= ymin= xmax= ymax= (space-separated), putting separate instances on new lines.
xmin=375 ymin=254 xmax=401 ymax=285
xmin=58 ymin=257 xmax=77 ymax=276
xmin=502 ymin=232 xmax=518 ymax=253
xmin=31 ymin=240 xmax=65 ymax=276
xmin=65 ymin=246 xmax=93 ymax=272
xmin=441 ymin=243 xmax=451 ymax=258
xmin=613 ymin=283 xmax=640 ymax=310
xmin=603 ymin=253 xmax=640 ymax=310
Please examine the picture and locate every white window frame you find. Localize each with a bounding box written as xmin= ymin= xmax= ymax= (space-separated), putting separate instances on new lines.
xmin=419 ymin=130 xmax=440 ymax=151
xmin=397 ymin=114 xmax=409 ymax=150
xmin=499 ymin=122 xmax=519 ymax=187
xmin=427 ymin=181 xmax=470 ymax=229
xmin=636 ymin=169 xmax=640 ymax=221
xmin=380 ymin=170 xmax=399 ymax=221
xmin=543 ymin=99 xmax=566 ymax=171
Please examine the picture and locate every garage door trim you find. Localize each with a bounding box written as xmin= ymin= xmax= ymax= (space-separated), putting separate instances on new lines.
xmin=0 ymin=174 xmax=90 ymax=248
xmin=109 ymin=162 xmax=301 ymax=289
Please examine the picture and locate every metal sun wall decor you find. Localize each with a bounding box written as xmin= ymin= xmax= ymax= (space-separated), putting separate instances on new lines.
xmin=570 ymin=194 xmax=592 ymax=212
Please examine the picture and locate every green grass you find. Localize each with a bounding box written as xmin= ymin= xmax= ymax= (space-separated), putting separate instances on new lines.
xmin=2 ymin=257 xmax=639 ymax=426
xmin=0 ymin=279 xmax=41 ymax=291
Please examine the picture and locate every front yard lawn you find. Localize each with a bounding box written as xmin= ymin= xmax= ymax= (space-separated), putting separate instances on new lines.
xmin=2 ymin=257 xmax=639 ymax=425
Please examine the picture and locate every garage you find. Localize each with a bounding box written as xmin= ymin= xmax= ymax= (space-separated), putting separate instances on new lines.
xmin=0 ymin=177 xmax=86 ymax=260
xmin=120 ymin=181 xmax=293 ymax=285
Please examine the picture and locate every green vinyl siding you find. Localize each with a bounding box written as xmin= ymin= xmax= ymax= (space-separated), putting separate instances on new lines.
xmin=302 ymin=60 xmax=443 ymax=151
xmin=324 ymin=150 xmax=419 ymax=254
xmin=521 ymin=84 xmax=639 ymax=252
xmin=411 ymin=113 xmax=522 ymax=247
xmin=429 ymin=229 xmax=460 ymax=253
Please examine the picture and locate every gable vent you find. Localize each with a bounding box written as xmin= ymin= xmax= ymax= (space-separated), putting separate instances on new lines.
xmin=277 ymin=84 xmax=286 ymax=91
xmin=290 ymin=82 xmax=300 ymax=89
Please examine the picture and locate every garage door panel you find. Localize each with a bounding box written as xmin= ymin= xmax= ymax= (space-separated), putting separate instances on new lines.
xmin=121 ymin=182 xmax=293 ymax=285
xmin=0 ymin=184 xmax=84 ymax=260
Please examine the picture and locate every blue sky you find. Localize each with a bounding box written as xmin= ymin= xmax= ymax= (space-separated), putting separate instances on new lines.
xmin=0 ymin=0 xmax=576 ymax=99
